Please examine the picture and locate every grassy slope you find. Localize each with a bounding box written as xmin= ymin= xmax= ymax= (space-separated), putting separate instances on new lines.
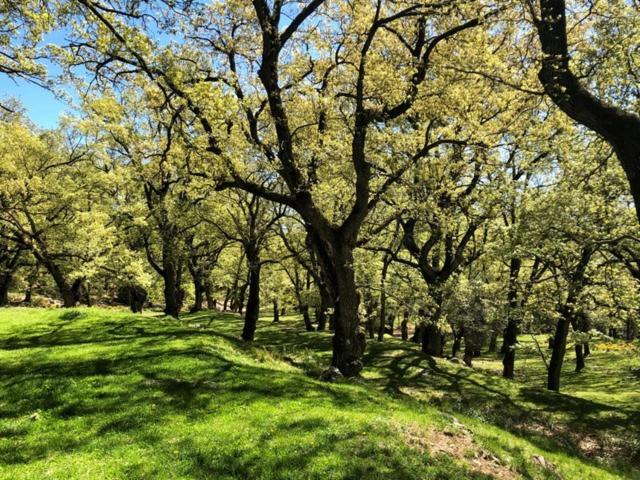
xmin=0 ymin=308 xmax=637 ymax=479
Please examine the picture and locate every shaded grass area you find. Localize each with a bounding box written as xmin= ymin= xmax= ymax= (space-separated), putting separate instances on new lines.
xmin=0 ymin=307 xmax=636 ymax=479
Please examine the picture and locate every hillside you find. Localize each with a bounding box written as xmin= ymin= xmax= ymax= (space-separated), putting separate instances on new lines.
xmin=0 ymin=308 xmax=638 ymax=479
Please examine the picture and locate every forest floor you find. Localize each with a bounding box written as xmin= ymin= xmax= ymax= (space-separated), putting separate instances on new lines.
xmin=0 ymin=307 xmax=638 ymax=479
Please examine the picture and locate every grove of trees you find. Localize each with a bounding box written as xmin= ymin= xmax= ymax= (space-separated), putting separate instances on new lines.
xmin=1 ymin=0 xmax=639 ymax=392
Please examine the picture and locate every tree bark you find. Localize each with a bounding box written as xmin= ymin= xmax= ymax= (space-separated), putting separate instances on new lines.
xmin=162 ymin=236 xmax=182 ymax=317
xmin=535 ymin=0 xmax=640 ymax=222
xmin=272 ymin=298 xmax=279 ymax=323
xmin=548 ymin=315 xmax=571 ymax=391
xmin=301 ymin=305 xmax=314 ymax=331
xmin=451 ymin=328 xmax=463 ymax=358
xmin=422 ymin=289 xmax=445 ymax=356
xmin=502 ymin=257 xmax=521 ymax=378
xmin=377 ymin=255 xmax=391 ymax=341
xmin=401 ymin=311 xmax=409 ymax=341
xmin=547 ymin=247 xmax=593 ymax=391
xmin=241 ymin=249 xmax=261 ymax=341
xmin=326 ymin=244 xmax=365 ymax=377
xmin=574 ymin=343 xmax=585 ymax=372
xmin=204 ymin=281 xmax=215 ymax=310
xmin=0 ymin=277 xmax=9 ymax=306
xmin=189 ymin=266 xmax=204 ymax=313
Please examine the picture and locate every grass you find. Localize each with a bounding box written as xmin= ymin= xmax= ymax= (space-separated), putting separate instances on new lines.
xmin=0 ymin=307 xmax=638 ymax=479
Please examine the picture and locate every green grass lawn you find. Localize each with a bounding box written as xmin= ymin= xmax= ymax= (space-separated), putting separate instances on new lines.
xmin=0 ymin=307 xmax=638 ymax=479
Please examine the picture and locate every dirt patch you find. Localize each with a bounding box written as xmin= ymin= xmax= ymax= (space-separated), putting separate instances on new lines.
xmin=394 ymin=421 xmax=517 ymax=479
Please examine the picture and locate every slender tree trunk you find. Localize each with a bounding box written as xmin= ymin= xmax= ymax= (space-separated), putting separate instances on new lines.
xmin=301 ymin=305 xmax=314 ymax=331
xmin=204 ymin=281 xmax=215 ymax=310
xmin=463 ymin=345 xmax=474 ymax=367
xmin=451 ymin=327 xmax=463 ymax=358
xmin=189 ymin=266 xmax=204 ymax=313
xmin=548 ymin=315 xmax=571 ymax=391
xmin=242 ymin=250 xmax=261 ymax=341
xmin=547 ymin=248 xmax=592 ymax=391
xmin=237 ymin=278 xmax=249 ymax=315
xmin=378 ymin=256 xmax=391 ymax=341
xmin=574 ymin=344 xmax=585 ymax=372
xmin=23 ymin=286 xmax=32 ymax=304
xmin=401 ymin=311 xmax=409 ymax=341
xmin=223 ymin=288 xmax=230 ymax=311
xmin=316 ymin=284 xmax=330 ymax=331
xmin=272 ymin=298 xmax=279 ymax=323
xmin=488 ymin=329 xmax=498 ymax=353
xmin=502 ymin=257 xmax=521 ymax=378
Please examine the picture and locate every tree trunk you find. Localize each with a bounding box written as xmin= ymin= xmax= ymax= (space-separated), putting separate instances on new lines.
xmin=502 ymin=257 xmax=521 ymax=378
xmin=162 ymin=237 xmax=182 ymax=317
xmin=204 ymin=281 xmax=215 ymax=310
xmin=301 ymin=305 xmax=314 ymax=331
xmin=241 ymin=251 xmax=261 ymax=341
xmin=451 ymin=328 xmax=463 ymax=358
xmin=223 ymin=288 xmax=230 ymax=311
xmin=401 ymin=311 xmax=409 ymax=340
xmin=548 ymin=315 xmax=571 ymax=391
xmin=328 ymin=246 xmax=365 ymax=377
xmin=23 ymin=285 xmax=32 ymax=304
xmin=272 ymin=298 xmax=279 ymax=323
xmin=189 ymin=267 xmax=204 ymax=313
xmin=488 ymin=329 xmax=498 ymax=353
xmin=463 ymin=345 xmax=474 ymax=367
xmin=0 ymin=274 xmax=10 ymax=306
xmin=36 ymin=254 xmax=75 ymax=308
xmin=575 ymin=344 xmax=585 ymax=372
xmin=377 ymin=256 xmax=391 ymax=342
xmin=536 ymin=0 xmax=640 ymax=222
xmin=423 ymin=323 xmax=443 ymax=356
xmin=422 ymin=290 xmax=444 ymax=356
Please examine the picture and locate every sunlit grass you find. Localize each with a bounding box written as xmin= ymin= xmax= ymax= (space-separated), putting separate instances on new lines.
xmin=0 ymin=307 xmax=637 ymax=479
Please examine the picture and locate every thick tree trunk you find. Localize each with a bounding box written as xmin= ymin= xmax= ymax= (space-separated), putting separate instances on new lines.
xmin=241 ymin=251 xmax=261 ymax=341
xmin=189 ymin=268 xmax=204 ymax=313
xmin=422 ymin=322 xmax=443 ymax=356
xmin=422 ymin=290 xmax=444 ymax=356
xmin=536 ymin=0 xmax=640 ymax=222
xmin=37 ymin=254 xmax=75 ymax=308
xmin=0 ymin=274 xmax=10 ymax=306
xmin=329 ymin=246 xmax=365 ymax=377
xmin=162 ymin=237 xmax=182 ymax=317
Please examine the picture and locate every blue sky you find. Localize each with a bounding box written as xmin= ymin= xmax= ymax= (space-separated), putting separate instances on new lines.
xmin=0 ymin=76 xmax=68 ymax=129
xmin=1 ymin=29 xmax=72 ymax=129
